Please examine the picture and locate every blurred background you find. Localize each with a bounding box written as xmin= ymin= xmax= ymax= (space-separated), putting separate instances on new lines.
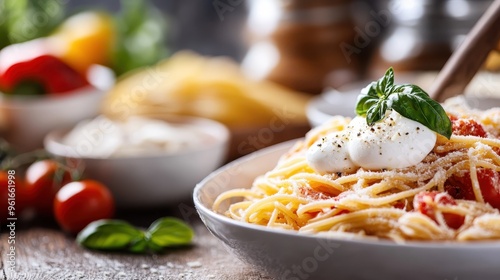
xmin=3 ymin=0 xmax=496 ymax=88
xmin=68 ymin=0 xmax=498 ymax=90
xmin=1 ymin=0 xmax=499 ymax=157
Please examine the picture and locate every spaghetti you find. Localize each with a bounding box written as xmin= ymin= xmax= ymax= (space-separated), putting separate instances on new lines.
xmin=213 ymin=97 xmax=500 ymax=242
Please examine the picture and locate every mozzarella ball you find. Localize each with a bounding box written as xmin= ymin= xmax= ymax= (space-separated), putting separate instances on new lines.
xmin=347 ymin=110 xmax=436 ymax=170
xmin=306 ymin=131 xmax=357 ymax=174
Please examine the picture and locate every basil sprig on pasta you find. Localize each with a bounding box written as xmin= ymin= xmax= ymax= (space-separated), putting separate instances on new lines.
xmin=355 ymin=67 xmax=452 ymax=139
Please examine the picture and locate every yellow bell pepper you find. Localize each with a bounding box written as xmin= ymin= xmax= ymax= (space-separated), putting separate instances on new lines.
xmin=48 ymin=11 xmax=115 ymax=75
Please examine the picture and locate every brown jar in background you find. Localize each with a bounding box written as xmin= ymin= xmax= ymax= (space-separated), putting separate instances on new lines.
xmin=368 ymin=0 xmax=492 ymax=78
xmin=242 ymin=0 xmax=365 ymax=94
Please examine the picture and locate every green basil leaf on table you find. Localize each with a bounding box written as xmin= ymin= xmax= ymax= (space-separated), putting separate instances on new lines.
xmin=76 ymin=220 xmax=142 ymax=250
xmin=146 ymin=217 xmax=195 ymax=248
xmin=77 ymin=217 xmax=194 ymax=253
xmin=129 ymin=235 xmax=148 ymax=253
xmin=146 ymin=237 xmax=164 ymax=253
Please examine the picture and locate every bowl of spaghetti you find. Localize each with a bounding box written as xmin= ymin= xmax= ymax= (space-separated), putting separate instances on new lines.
xmin=194 ymin=69 xmax=500 ymax=279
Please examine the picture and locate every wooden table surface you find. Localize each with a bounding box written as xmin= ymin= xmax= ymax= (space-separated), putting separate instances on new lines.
xmin=0 ymin=201 xmax=272 ymax=280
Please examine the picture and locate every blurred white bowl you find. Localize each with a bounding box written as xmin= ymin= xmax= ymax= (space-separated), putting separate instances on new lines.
xmin=306 ymin=88 xmax=359 ymax=127
xmin=0 ymin=65 xmax=114 ymax=152
xmin=0 ymin=86 xmax=104 ymax=152
xmin=44 ymin=115 xmax=230 ymax=208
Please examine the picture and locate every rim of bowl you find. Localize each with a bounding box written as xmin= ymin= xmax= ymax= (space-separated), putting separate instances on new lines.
xmin=194 ymin=140 xmax=500 ymax=249
xmin=44 ymin=114 xmax=230 ymax=160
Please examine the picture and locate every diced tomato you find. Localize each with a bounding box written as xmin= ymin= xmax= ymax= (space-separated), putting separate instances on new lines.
xmin=450 ymin=116 xmax=487 ymax=138
xmin=393 ymin=200 xmax=407 ymax=210
xmin=442 ymin=213 xmax=465 ymax=230
xmin=413 ymin=191 xmax=465 ymax=230
xmin=445 ymin=169 xmax=500 ymax=210
xmin=337 ymin=209 xmax=350 ymax=215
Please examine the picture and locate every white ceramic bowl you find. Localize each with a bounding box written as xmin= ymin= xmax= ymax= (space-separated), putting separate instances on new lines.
xmin=45 ymin=115 xmax=230 ymax=208
xmin=0 ymin=65 xmax=114 ymax=152
xmin=194 ymin=140 xmax=500 ymax=280
xmin=0 ymin=86 xmax=104 ymax=152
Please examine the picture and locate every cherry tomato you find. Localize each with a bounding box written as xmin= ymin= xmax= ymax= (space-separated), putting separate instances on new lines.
xmin=446 ymin=168 xmax=500 ymax=210
xmin=25 ymin=159 xmax=72 ymax=216
xmin=54 ymin=179 xmax=115 ymax=234
xmin=414 ymin=191 xmax=464 ymax=230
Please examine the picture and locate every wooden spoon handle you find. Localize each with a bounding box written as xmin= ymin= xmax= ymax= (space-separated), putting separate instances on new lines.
xmin=431 ymin=0 xmax=500 ymax=102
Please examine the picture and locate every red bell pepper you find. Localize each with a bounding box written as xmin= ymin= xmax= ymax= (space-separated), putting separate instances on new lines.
xmin=0 ymin=40 xmax=89 ymax=95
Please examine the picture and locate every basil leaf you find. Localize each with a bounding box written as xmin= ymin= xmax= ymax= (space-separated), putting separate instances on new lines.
xmin=354 ymin=67 xmax=452 ymax=139
xmin=77 ymin=217 xmax=195 ymax=253
xmin=389 ymin=84 xmax=452 ymax=139
xmin=147 ymin=217 xmax=194 ymax=248
xmin=355 ymin=68 xmax=392 ymax=117
xmin=146 ymin=237 xmax=164 ymax=253
xmin=129 ymin=235 xmax=148 ymax=253
xmin=77 ymin=220 xmax=142 ymax=250
xmin=355 ymin=83 xmax=379 ymax=116
xmin=366 ymin=100 xmax=389 ymax=125
xmin=376 ymin=67 xmax=394 ymax=95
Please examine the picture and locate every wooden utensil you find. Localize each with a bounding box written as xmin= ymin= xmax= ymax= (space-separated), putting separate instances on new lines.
xmin=431 ymin=0 xmax=500 ymax=102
